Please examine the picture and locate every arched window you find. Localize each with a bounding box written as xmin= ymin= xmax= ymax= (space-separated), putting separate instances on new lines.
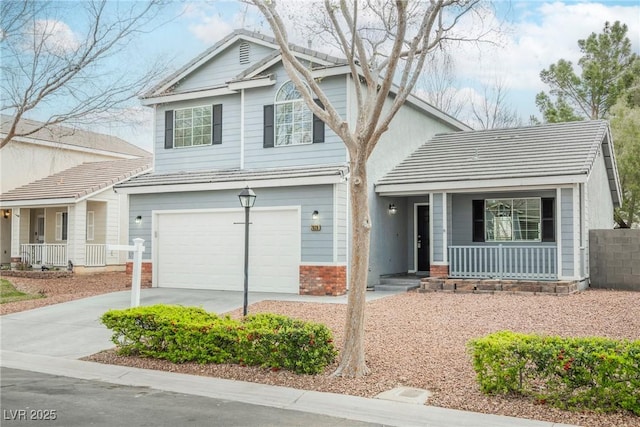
xmin=274 ymin=81 xmax=312 ymax=146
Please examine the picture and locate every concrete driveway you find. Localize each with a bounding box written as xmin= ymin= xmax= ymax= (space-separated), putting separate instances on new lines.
xmin=0 ymin=287 xmax=396 ymax=359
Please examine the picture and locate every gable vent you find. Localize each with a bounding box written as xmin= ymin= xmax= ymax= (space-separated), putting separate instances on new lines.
xmin=239 ymin=42 xmax=250 ymax=65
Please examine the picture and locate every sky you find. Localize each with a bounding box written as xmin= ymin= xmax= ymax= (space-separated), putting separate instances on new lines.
xmin=14 ymin=0 xmax=640 ymax=151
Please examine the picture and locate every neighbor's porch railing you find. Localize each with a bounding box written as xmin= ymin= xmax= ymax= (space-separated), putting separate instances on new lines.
xmin=449 ymin=245 xmax=557 ymax=280
xmin=20 ymin=243 xmax=67 ymax=267
xmin=85 ymin=244 xmax=106 ymax=267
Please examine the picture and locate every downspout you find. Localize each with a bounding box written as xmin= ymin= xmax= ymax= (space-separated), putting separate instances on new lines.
xmin=240 ymin=89 xmax=245 ymax=169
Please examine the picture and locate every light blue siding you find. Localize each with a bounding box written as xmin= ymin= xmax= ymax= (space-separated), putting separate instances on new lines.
xmin=561 ymin=188 xmax=574 ymax=277
xmin=175 ymin=41 xmax=274 ymax=92
xmin=335 ymin=182 xmax=348 ymax=263
xmin=450 ymin=191 xmax=556 ymax=245
xmin=153 ymin=65 xmax=347 ymax=174
xmin=129 ymin=185 xmax=336 ymax=263
xmin=432 ymin=193 xmax=444 ymax=262
xmin=155 ymin=95 xmax=241 ymax=174
xmin=243 ymin=66 xmax=347 ymax=169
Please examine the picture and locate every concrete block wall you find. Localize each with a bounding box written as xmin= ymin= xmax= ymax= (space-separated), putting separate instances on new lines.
xmin=589 ymin=229 xmax=640 ymax=291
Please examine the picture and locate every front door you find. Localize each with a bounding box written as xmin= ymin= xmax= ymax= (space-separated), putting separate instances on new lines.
xmin=417 ymin=205 xmax=430 ymax=272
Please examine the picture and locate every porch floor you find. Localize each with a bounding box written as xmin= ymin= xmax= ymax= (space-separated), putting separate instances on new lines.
xmin=420 ymin=277 xmax=579 ymax=295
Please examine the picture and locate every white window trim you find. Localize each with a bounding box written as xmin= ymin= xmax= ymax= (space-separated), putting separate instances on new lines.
xmin=484 ymin=197 xmax=542 ymax=243
xmin=173 ymin=105 xmax=213 ymax=149
xmin=87 ymin=211 xmax=95 ymax=241
xmin=274 ymin=81 xmax=313 ymax=147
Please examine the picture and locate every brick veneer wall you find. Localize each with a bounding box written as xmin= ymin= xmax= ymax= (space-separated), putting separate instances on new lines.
xmin=429 ymin=264 xmax=449 ymax=278
xmin=299 ymin=265 xmax=347 ymax=296
xmin=125 ymin=261 xmax=153 ymax=285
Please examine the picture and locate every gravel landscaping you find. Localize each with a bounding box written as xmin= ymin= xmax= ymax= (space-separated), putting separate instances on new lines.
xmin=87 ymin=289 xmax=640 ymax=427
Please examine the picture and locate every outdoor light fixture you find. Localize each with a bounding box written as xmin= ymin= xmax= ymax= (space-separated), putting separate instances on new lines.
xmin=2 ymin=210 xmax=9 ymax=219
xmin=388 ymin=204 xmax=398 ymax=215
xmin=238 ymin=186 xmax=257 ymax=208
xmin=238 ymin=186 xmax=256 ymax=316
xmin=135 ymin=215 xmax=142 ymax=224
xmin=311 ymin=210 xmax=321 ymax=231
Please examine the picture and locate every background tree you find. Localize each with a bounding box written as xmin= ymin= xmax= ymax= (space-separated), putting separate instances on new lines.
xmin=535 ymin=20 xmax=640 ymax=228
xmin=417 ymin=52 xmax=465 ymax=118
xmin=536 ymin=21 xmax=639 ymax=121
xmin=470 ymin=78 xmax=521 ymax=129
xmin=250 ymin=0 xmax=490 ymax=378
xmin=0 ymin=0 xmax=170 ymax=148
xmin=609 ymin=86 xmax=640 ymax=228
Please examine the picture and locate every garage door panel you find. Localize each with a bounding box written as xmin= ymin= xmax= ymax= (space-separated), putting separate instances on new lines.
xmin=157 ymin=209 xmax=300 ymax=293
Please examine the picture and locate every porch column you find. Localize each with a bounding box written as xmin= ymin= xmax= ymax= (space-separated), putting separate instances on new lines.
xmin=10 ymin=208 xmax=22 ymax=260
xmin=67 ymin=202 xmax=86 ymax=267
xmin=430 ymin=192 xmax=449 ymax=278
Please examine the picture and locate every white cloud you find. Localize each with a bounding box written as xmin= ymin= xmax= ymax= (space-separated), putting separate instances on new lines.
xmin=32 ymin=19 xmax=80 ymax=54
xmin=453 ymin=2 xmax=640 ymax=92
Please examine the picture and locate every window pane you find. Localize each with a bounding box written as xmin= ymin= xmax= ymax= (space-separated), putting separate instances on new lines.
xmin=174 ymin=106 xmax=212 ymax=147
xmin=485 ymin=198 xmax=541 ymax=242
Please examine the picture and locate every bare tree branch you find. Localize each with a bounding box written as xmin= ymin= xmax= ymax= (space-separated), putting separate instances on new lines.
xmin=0 ymin=0 xmax=174 ymax=148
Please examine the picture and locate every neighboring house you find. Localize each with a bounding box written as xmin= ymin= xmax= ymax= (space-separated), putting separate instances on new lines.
xmin=0 ymin=116 xmax=150 ymax=266
xmin=114 ymin=29 xmax=469 ymax=295
xmin=0 ymin=157 xmax=151 ymax=272
xmin=0 ymin=115 xmax=149 ymax=193
xmin=376 ymin=120 xmax=621 ymax=290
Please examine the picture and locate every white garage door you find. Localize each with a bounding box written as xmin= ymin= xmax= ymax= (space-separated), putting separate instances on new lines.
xmin=155 ymin=208 xmax=300 ymax=293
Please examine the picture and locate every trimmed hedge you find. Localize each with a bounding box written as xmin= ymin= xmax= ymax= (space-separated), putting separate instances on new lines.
xmin=468 ymin=331 xmax=640 ymax=414
xmin=101 ymin=305 xmax=336 ymax=374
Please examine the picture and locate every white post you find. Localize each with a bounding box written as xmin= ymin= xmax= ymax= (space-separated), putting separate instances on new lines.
xmin=131 ymin=238 xmax=144 ymax=308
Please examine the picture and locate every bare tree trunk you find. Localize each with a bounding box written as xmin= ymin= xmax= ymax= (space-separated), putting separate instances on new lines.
xmin=333 ymin=151 xmax=371 ymax=377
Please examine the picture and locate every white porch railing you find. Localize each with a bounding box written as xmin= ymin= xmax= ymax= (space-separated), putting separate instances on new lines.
xmin=20 ymin=244 xmax=67 ymax=267
xmin=85 ymin=244 xmax=106 ymax=267
xmin=449 ymin=245 xmax=557 ymax=280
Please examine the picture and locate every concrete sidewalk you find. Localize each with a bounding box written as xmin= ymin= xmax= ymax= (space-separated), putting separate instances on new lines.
xmin=0 ymin=288 xmax=578 ymax=427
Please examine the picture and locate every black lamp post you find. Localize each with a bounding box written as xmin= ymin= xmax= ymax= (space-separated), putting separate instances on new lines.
xmin=238 ymin=186 xmax=256 ymax=316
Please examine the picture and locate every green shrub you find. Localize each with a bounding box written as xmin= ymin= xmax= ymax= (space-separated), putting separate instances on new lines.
xmin=468 ymin=331 xmax=640 ymax=415
xmin=101 ymin=305 xmax=336 ymax=374
xmin=237 ymin=313 xmax=337 ymax=374
xmin=101 ymin=305 xmax=237 ymax=363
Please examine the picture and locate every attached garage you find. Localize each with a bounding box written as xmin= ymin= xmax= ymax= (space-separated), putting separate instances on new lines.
xmin=154 ymin=207 xmax=301 ymax=293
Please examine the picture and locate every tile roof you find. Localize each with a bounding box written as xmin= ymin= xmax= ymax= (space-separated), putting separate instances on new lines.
xmin=115 ymin=163 xmax=349 ymax=189
xmin=0 ymin=157 xmax=152 ymax=204
xmin=1 ymin=115 xmax=150 ymax=158
xmin=377 ymin=120 xmax=612 ymax=186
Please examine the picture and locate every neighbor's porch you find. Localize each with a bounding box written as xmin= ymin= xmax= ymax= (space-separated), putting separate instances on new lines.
xmin=9 ymin=202 xmax=110 ymax=268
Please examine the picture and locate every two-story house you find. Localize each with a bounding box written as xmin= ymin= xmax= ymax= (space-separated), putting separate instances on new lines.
xmin=116 ymin=29 xmax=620 ymax=295
xmin=115 ymin=29 xmax=468 ymax=294
xmin=0 ymin=116 xmax=151 ymax=270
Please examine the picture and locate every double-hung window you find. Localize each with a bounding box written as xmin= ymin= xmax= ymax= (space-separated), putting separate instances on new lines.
xmin=55 ymin=212 xmax=68 ymax=241
xmin=174 ymin=105 xmax=212 ymax=147
xmin=473 ymin=198 xmax=555 ymax=242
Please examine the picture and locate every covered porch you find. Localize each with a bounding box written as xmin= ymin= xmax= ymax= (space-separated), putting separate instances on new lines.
xmin=6 ymin=202 xmax=110 ymax=269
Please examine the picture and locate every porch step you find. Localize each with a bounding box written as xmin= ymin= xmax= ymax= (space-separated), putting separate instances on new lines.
xmin=374 ymin=276 xmax=422 ymax=292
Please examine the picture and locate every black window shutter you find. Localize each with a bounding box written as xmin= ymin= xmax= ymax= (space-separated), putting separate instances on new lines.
xmin=312 ymin=98 xmax=325 ymax=143
xmin=541 ymin=198 xmax=555 ymax=242
xmin=263 ymin=104 xmax=274 ymax=148
xmin=164 ymin=110 xmax=174 ymax=149
xmin=212 ymin=104 xmax=222 ymax=145
xmin=472 ymin=200 xmax=485 ymax=242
